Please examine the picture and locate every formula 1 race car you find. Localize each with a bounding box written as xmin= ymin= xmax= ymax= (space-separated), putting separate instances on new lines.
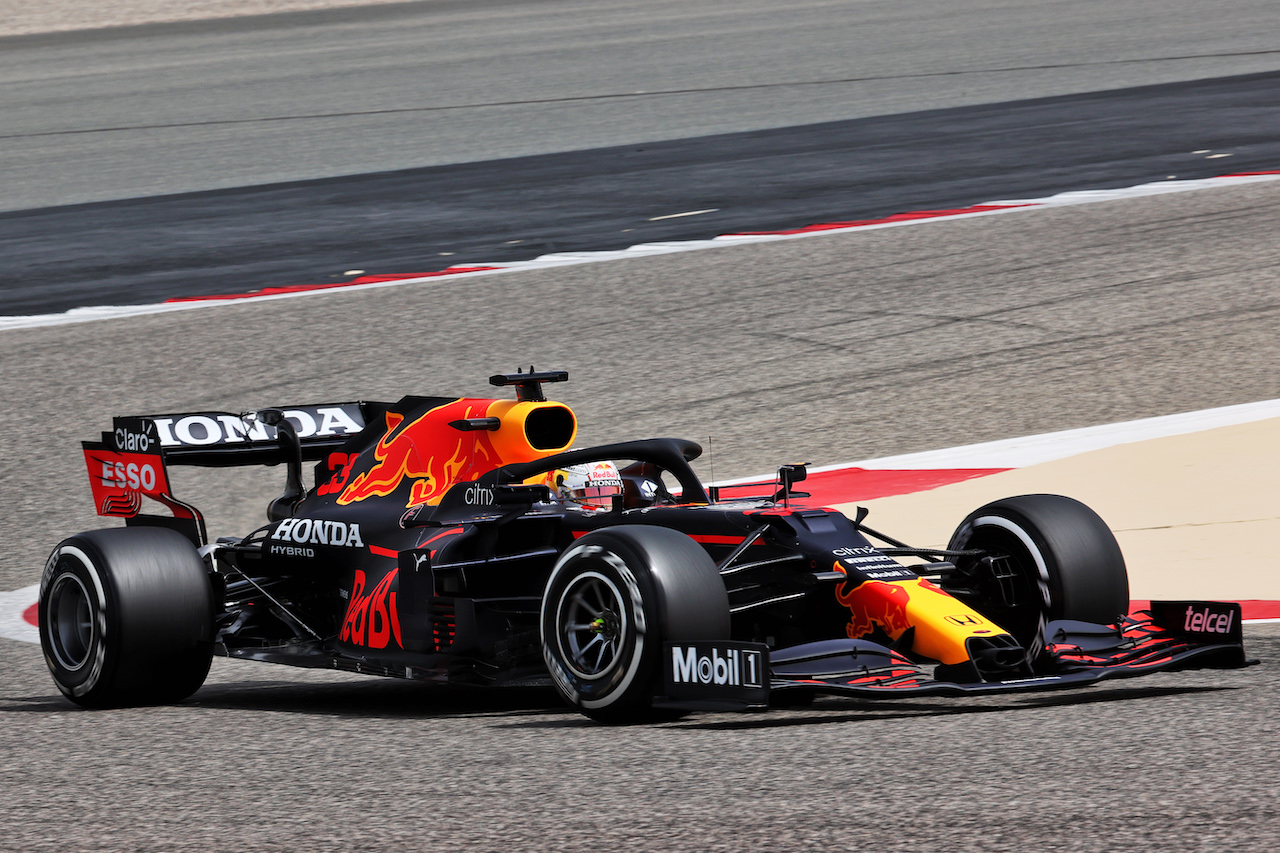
xmin=39 ymin=369 xmax=1251 ymax=721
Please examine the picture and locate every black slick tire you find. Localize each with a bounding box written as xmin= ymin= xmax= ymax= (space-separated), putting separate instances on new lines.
xmin=39 ymin=527 xmax=215 ymax=708
xmin=540 ymin=525 xmax=730 ymax=723
xmin=947 ymin=494 xmax=1129 ymax=650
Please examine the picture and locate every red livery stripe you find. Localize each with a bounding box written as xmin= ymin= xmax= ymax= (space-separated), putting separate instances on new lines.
xmin=687 ymin=534 xmax=764 ymax=546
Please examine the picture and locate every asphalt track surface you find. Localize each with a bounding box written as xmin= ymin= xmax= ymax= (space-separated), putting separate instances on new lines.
xmin=4 ymin=1 xmax=1280 ymax=850
xmin=6 ymin=71 xmax=1280 ymax=316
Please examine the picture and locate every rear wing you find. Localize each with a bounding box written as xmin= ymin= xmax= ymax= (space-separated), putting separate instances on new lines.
xmin=107 ymin=403 xmax=372 ymax=466
xmin=81 ymin=402 xmax=379 ymax=545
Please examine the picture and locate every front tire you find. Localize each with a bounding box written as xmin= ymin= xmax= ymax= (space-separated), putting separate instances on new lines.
xmin=946 ymin=494 xmax=1129 ymax=652
xmin=39 ymin=527 xmax=215 ymax=708
xmin=540 ymin=525 xmax=730 ymax=723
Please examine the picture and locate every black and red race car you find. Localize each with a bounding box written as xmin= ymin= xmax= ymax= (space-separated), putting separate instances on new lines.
xmin=39 ymin=369 xmax=1251 ymax=721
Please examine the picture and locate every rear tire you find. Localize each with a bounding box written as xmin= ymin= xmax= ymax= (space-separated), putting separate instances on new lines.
xmin=39 ymin=527 xmax=215 ymax=708
xmin=540 ymin=525 xmax=729 ymax=723
xmin=946 ymin=494 xmax=1129 ymax=651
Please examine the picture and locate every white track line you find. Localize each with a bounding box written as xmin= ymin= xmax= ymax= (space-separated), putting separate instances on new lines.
xmin=3 ymin=172 xmax=1278 ymax=332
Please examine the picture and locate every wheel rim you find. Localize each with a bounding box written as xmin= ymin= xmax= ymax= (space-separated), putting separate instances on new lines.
xmin=555 ymin=570 xmax=628 ymax=681
xmin=47 ymin=570 xmax=96 ymax=672
xmin=950 ymin=525 xmax=1046 ymax=645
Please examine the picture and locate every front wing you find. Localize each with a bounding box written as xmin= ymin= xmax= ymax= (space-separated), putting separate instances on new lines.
xmin=658 ymin=601 xmax=1254 ymax=711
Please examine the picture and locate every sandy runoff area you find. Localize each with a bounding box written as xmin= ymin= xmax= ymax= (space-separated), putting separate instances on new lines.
xmin=836 ymin=418 xmax=1280 ymax=602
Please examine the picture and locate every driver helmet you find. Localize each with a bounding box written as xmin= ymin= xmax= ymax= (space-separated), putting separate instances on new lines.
xmin=548 ymin=462 xmax=624 ymax=511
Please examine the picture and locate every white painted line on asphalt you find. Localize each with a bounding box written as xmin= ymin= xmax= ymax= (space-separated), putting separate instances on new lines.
xmin=648 ymin=208 xmax=719 ymax=220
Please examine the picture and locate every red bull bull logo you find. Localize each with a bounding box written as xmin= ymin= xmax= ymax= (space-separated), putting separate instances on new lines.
xmin=335 ymin=397 xmax=577 ymax=508
xmin=337 ymin=400 xmax=503 ymax=507
xmin=835 ymin=577 xmax=913 ymax=640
